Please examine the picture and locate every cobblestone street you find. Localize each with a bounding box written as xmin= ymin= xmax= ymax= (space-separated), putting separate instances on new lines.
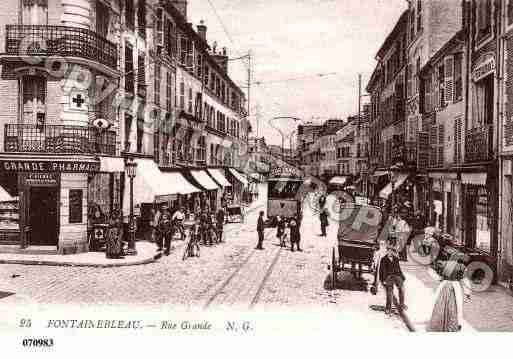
xmin=0 ymin=188 xmax=405 ymax=332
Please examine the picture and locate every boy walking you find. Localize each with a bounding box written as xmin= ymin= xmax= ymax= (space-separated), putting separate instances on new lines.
xmin=379 ymin=244 xmax=407 ymax=315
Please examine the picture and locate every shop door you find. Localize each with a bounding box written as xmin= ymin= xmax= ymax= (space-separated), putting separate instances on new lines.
xmin=29 ymin=187 xmax=58 ymax=246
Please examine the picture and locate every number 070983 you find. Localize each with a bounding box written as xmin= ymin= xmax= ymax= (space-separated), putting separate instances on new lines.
xmin=22 ymin=338 xmax=54 ymax=347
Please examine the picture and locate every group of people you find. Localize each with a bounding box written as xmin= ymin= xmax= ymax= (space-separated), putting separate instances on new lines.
xmin=151 ymin=203 xmax=227 ymax=256
xmin=89 ymin=204 xmax=125 ymax=259
xmin=374 ymin=199 xmax=471 ymax=331
xmin=255 ymin=211 xmax=302 ymax=251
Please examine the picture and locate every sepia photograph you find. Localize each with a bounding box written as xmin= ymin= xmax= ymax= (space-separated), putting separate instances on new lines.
xmin=0 ymin=0 xmax=512 ymax=354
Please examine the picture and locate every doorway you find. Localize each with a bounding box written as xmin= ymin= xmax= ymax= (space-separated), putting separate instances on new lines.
xmin=29 ymin=187 xmax=58 ymax=246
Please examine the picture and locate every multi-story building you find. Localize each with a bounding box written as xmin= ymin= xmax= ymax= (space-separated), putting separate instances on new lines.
xmin=0 ymin=0 xmax=248 ymax=254
xmin=366 ymin=10 xmax=410 ymax=201
xmin=0 ymin=0 xmax=124 ymax=253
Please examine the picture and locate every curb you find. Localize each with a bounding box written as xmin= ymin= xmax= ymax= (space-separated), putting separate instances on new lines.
xmin=0 ymin=253 xmax=160 ymax=268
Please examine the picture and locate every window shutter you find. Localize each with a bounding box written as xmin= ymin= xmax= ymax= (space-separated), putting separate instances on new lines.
xmin=444 ymin=56 xmax=454 ymax=105
xmin=429 ymin=124 xmax=437 ymax=167
xmin=454 ymin=116 xmax=462 ymax=163
xmin=438 ymin=124 xmax=444 ymax=167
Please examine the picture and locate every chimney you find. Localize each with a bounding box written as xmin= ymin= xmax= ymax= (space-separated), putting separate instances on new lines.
xmin=170 ymin=0 xmax=187 ymax=20
xmin=197 ymin=20 xmax=207 ymax=41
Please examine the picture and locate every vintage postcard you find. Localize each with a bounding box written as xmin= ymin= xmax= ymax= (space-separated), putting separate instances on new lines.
xmin=0 ymin=0 xmax=512 ymax=354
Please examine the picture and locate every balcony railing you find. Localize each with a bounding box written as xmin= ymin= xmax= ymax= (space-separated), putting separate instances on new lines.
xmin=4 ymin=124 xmax=116 ymax=155
xmin=465 ymin=124 xmax=493 ymax=163
xmin=5 ymin=25 xmax=118 ymax=70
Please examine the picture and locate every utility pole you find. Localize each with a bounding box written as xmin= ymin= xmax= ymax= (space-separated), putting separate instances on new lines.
xmin=247 ymin=50 xmax=252 ymax=138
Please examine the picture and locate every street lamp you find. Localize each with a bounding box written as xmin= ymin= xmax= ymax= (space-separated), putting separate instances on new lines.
xmin=125 ymin=157 xmax=138 ymax=256
xmin=268 ymin=116 xmax=302 ymax=160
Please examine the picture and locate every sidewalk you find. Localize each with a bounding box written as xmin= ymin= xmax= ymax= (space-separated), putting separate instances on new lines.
xmin=0 ymin=241 xmax=158 ymax=267
xmin=401 ymin=257 xmax=513 ymax=332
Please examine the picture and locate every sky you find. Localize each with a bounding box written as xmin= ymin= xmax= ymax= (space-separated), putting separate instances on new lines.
xmin=188 ymin=0 xmax=408 ymax=146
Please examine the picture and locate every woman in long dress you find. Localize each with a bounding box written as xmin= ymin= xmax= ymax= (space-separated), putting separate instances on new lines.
xmin=106 ymin=209 xmax=124 ymax=259
xmin=428 ymin=258 xmax=470 ymax=331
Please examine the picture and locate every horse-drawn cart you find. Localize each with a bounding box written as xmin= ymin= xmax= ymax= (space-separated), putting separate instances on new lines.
xmin=328 ymin=203 xmax=383 ymax=293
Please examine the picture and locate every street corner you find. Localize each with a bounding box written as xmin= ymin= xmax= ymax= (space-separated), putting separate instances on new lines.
xmin=0 ymin=241 xmax=159 ymax=268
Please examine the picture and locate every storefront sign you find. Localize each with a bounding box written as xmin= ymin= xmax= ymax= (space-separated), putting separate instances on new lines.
xmin=0 ymin=160 xmax=100 ymax=173
xmin=472 ymin=56 xmax=495 ymax=82
xmin=25 ymin=172 xmax=58 ymax=186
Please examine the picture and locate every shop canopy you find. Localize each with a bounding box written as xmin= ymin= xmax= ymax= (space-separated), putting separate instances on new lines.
xmin=123 ymin=159 xmax=200 ymax=215
xmin=379 ymin=173 xmax=409 ymax=199
xmin=228 ymin=168 xmax=249 ymax=187
xmin=329 ymin=176 xmax=348 ymax=185
xmin=207 ymin=169 xmax=231 ymax=187
xmin=0 ymin=185 xmax=16 ymax=202
xmin=190 ymin=170 xmax=220 ymax=190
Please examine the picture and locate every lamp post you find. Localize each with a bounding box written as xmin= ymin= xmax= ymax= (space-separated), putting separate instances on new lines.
xmin=125 ymin=157 xmax=138 ymax=256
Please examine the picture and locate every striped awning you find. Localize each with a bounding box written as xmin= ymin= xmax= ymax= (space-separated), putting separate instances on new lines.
xmin=379 ymin=173 xmax=409 ymax=199
xmin=207 ymin=168 xmax=231 ymax=187
xmin=190 ymin=170 xmax=220 ymax=190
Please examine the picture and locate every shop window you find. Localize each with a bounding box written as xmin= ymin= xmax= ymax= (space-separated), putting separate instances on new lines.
xmin=475 ymin=187 xmax=491 ymax=253
xmin=22 ymin=0 xmax=48 ymax=25
xmin=22 ymin=75 xmax=46 ymax=125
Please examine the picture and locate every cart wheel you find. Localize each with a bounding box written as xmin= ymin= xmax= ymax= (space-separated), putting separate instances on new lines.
xmin=331 ymin=247 xmax=337 ymax=290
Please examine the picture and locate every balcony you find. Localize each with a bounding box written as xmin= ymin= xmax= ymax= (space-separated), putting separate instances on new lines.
xmin=465 ymin=125 xmax=493 ymax=163
xmin=4 ymin=124 xmax=116 ymax=156
xmin=5 ymin=25 xmax=118 ymax=71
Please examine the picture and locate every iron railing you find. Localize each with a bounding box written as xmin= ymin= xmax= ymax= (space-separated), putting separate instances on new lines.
xmin=5 ymin=25 xmax=118 ymax=70
xmin=4 ymin=124 xmax=116 ymax=155
xmin=465 ymin=124 xmax=493 ymax=163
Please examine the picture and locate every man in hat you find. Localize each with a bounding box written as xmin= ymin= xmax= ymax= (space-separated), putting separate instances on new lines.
xmin=158 ymin=204 xmax=173 ymax=255
xmin=379 ymin=243 xmax=407 ymax=315
xmin=256 ymin=211 xmax=265 ymax=250
xmin=171 ymin=206 xmax=186 ymax=241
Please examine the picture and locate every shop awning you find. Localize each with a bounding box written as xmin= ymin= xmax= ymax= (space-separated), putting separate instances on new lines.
xmin=379 ymin=173 xmax=409 ymax=199
xmin=123 ymin=159 xmax=200 ymax=215
xmin=190 ymin=170 xmax=220 ymax=190
xmin=329 ymin=176 xmax=348 ymax=185
xmin=228 ymin=168 xmax=249 ymax=187
xmin=99 ymin=156 xmax=125 ymax=172
xmin=0 ymin=185 xmax=16 ymax=202
xmin=461 ymin=172 xmax=487 ymax=186
xmin=207 ymin=168 xmax=231 ymax=187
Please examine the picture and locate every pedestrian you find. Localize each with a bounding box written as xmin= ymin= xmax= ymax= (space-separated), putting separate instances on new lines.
xmin=158 ymin=204 xmax=173 ymax=255
xmin=428 ymin=257 xmax=470 ymax=332
xmin=199 ymin=210 xmax=209 ymax=245
xmin=216 ymin=207 xmax=225 ymax=243
xmin=379 ymin=243 xmax=407 ymax=315
xmin=106 ymin=208 xmax=124 ymax=259
xmin=256 ymin=211 xmax=265 ymax=250
xmin=171 ymin=206 xmax=186 ymax=241
xmin=320 ymin=207 xmax=329 ymax=237
xmin=276 ymin=216 xmax=285 ymax=247
xmin=289 ymin=216 xmax=302 ymax=252
xmin=394 ymin=210 xmax=411 ymax=261
xmin=189 ymin=216 xmax=201 ymax=257
xmin=151 ymin=205 xmax=162 ymax=251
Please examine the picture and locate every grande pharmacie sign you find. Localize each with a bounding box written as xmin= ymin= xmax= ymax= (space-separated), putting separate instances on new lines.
xmin=0 ymin=160 xmax=100 ymax=173
xmin=270 ymin=165 xmax=302 ymax=177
